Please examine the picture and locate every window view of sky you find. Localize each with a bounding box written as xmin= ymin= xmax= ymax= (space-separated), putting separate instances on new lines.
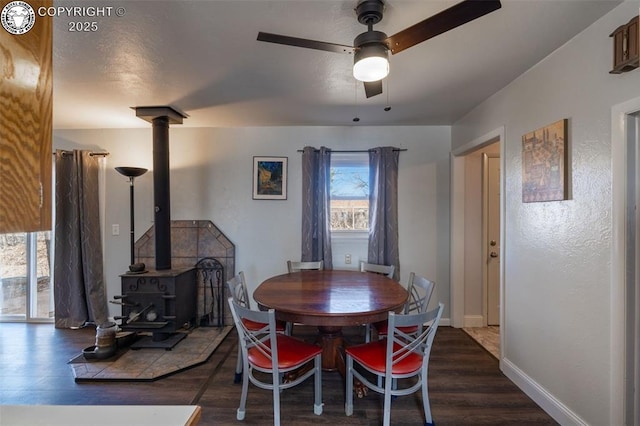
xmin=331 ymin=166 xmax=369 ymax=199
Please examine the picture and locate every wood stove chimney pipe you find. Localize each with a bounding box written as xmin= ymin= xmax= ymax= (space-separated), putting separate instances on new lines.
xmin=133 ymin=106 xmax=187 ymax=270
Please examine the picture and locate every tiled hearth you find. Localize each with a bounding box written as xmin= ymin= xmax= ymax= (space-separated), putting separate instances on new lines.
xmin=69 ymin=327 xmax=231 ymax=381
xmin=134 ymin=220 xmax=235 ymax=326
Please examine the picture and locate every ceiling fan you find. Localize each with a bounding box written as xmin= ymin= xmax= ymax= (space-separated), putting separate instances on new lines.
xmin=257 ymin=0 xmax=501 ymax=98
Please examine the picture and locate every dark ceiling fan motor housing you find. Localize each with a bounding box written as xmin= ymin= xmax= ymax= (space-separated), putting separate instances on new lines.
xmin=353 ymin=31 xmax=388 ymax=62
xmin=356 ymin=0 xmax=384 ymax=26
xmin=354 ymin=0 xmax=388 ymax=53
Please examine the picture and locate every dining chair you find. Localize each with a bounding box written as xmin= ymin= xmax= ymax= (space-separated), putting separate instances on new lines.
xmin=287 ymin=260 xmax=324 ymax=272
xmin=227 ymin=297 xmax=323 ymax=425
xmin=345 ymin=303 xmax=444 ymax=426
xmin=359 ymin=261 xmax=395 ymax=278
xmin=366 ymin=272 xmax=435 ymax=342
xmin=226 ymin=272 xmax=287 ymax=383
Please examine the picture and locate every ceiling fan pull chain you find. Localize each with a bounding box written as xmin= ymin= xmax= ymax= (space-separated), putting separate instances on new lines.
xmin=385 ymin=79 xmax=391 ymax=112
xmin=353 ymin=80 xmax=360 ymax=122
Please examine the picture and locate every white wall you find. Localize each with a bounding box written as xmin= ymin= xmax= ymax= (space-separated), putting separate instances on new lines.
xmin=452 ymin=2 xmax=640 ymax=425
xmin=53 ymin=126 xmax=451 ymax=320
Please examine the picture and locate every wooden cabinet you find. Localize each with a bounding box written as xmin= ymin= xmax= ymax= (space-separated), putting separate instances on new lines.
xmin=610 ymin=15 xmax=639 ymax=74
xmin=0 ymin=0 xmax=53 ymax=233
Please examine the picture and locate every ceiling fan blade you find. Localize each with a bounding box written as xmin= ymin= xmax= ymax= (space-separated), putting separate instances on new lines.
xmin=257 ymin=32 xmax=354 ymax=54
xmin=385 ymin=0 xmax=501 ymax=55
xmin=364 ymin=80 xmax=383 ymax=98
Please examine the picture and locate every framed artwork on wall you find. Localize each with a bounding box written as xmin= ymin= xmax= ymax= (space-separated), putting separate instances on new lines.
xmin=522 ymin=118 xmax=569 ymax=203
xmin=253 ymin=156 xmax=287 ymax=200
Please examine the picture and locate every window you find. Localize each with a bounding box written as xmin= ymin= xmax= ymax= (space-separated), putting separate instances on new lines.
xmin=330 ymin=153 xmax=369 ymax=232
xmin=0 ymin=231 xmax=53 ymax=321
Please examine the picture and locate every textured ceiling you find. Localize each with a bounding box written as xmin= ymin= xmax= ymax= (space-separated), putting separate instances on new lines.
xmin=51 ymin=0 xmax=621 ymax=129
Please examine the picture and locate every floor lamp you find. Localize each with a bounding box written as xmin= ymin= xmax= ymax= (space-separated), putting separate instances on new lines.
xmin=115 ymin=167 xmax=148 ymax=268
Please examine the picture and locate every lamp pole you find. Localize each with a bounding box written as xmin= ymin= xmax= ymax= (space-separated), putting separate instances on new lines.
xmin=115 ymin=167 xmax=148 ymax=266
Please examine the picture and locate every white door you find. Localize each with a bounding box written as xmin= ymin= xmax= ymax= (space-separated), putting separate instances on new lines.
xmin=486 ymin=155 xmax=500 ymax=326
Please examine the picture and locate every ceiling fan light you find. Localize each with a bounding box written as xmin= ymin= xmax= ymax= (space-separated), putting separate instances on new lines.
xmin=353 ymin=44 xmax=389 ymax=82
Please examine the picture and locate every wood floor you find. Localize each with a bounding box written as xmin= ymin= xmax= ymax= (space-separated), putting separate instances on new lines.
xmin=0 ymin=323 xmax=557 ymax=425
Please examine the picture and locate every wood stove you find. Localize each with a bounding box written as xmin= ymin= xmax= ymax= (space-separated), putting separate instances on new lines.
xmin=113 ymin=106 xmax=198 ymax=349
xmin=116 ymin=268 xmax=197 ymax=349
xmin=112 ymin=107 xmax=235 ymax=348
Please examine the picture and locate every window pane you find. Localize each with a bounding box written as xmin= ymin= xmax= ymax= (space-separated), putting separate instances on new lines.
xmin=331 ymin=200 xmax=369 ymax=230
xmin=34 ymin=231 xmax=53 ymax=319
xmin=0 ymin=232 xmax=53 ymax=320
xmin=0 ymin=233 xmax=27 ymax=316
xmin=330 ymin=153 xmax=369 ymax=231
xmin=331 ymin=166 xmax=369 ymax=198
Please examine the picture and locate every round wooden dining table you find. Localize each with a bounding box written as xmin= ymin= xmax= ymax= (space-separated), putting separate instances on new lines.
xmin=253 ymin=269 xmax=408 ymax=372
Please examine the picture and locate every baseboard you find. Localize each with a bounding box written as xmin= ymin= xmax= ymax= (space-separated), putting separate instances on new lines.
xmin=501 ymin=357 xmax=588 ymax=426
xmin=463 ymin=315 xmax=484 ymax=327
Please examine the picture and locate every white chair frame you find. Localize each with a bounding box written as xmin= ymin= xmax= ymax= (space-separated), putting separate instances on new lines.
xmin=226 ymin=272 xmax=252 ymax=383
xmin=403 ymin=272 xmax=435 ymax=315
xmin=359 ymin=261 xmax=395 ymax=278
xmin=366 ymin=272 xmax=435 ymax=342
xmin=346 ymin=303 xmax=444 ymax=426
xmin=227 ymin=272 xmax=289 ymax=383
xmin=228 ymin=297 xmax=323 ymax=425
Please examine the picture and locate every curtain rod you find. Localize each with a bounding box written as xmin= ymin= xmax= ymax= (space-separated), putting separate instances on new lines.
xmin=53 ymin=150 xmax=110 ymax=157
xmin=296 ymin=148 xmax=407 ymax=153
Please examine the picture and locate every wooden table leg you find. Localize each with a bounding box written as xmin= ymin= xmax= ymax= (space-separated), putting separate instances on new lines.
xmin=316 ymin=326 xmax=343 ymax=371
xmin=316 ymin=326 xmax=367 ymax=397
xmin=283 ymin=326 xmax=341 ymax=383
xmin=284 ymin=326 xmax=367 ymax=397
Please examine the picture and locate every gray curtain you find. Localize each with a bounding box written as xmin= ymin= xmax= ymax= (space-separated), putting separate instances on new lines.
xmin=368 ymin=147 xmax=400 ymax=280
xmin=301 ymin=146 xmax=333 ymax=268
xmin=54 ymin=150 xmax=108 ymax=328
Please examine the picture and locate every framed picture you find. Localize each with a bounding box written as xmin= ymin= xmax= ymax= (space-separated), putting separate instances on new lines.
xmin=253 ymin=156 xmax=287 ymax=200
xmin=522 ymin=119 xmax=568 ymax=202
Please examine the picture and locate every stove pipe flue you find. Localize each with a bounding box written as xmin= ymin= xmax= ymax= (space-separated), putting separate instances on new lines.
xmin=134 ymin=106 xmax=187 ymax=270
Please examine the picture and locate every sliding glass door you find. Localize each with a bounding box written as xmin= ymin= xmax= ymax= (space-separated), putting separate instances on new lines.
xmin=0 ymin=232 xmax=53 ymax=322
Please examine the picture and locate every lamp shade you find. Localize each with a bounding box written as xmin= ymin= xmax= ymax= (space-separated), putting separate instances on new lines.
xmin=353 ymin=43 xmax=389 ymax=82
xmin=115 ymin=167 xmax=148 ymax=178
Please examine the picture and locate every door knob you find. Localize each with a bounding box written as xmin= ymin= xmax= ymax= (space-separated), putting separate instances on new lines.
xmin=490 ymin=240 xmax=497 ymax=246
xmin=490 ymin=251 xmax=498 ymax=258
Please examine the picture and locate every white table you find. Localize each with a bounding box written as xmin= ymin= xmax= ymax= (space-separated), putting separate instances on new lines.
xmin=0 ymin=405 xmax=201 ymax=426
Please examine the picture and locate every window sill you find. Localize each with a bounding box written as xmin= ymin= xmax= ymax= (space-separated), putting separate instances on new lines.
xmin=331 ymin=231 xmax=368 ymax=241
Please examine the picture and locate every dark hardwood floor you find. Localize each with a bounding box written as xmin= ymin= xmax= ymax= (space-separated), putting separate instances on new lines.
xmin=0 ymin=323 xmax=557 ymax=425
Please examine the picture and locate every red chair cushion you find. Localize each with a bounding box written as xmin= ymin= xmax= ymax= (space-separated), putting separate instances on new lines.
xmin=248 ymin=335 xmax=321 ymax=370
xmin=241 ymin=318 xmax=287 ymax=332
xmin=346 ymin=340 xmax=423 ymax=375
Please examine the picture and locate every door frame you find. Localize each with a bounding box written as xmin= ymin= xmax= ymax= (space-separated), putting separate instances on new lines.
xmin=450 ymin=126 xmax=505 ymax=361
xmin=611 ymin=96 xmax=640 ymax=426
xmin=483 ymin=153 xmax=500 ymax=326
